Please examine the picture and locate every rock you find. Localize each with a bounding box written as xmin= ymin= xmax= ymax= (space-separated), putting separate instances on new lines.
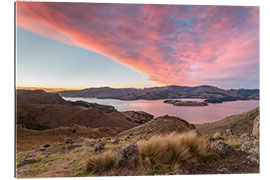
xmin=222 ymin=129 xmax=233 ymax=137
xmin=216 ymin=167 xmax=230 ymax=173
xmin=43 ymin=144 xmax=50 ymax=148
xmin=64 ymin=137 xmax=71 ymax=144
xmin=77 ymin=136 xmax=84 ymax=142
xmin=43 ymin=152 xmax=49 ymax=158
xmin=247 ymin=155 xmax=259 ymax=165
xmin=212 ymin=140 xmax=234 ymax=155
xmin=238 ymin=133 xmax=259 ymax=155
xmin=18 ymin=155 xmax=38 ymax=166
xmin=17 ymin=169 xmax=31 ymax=174
xmin=240 ymin=139 xmax=259 ymax=155
xmin=94 ymin=141 xmax=105 ymax=152
xmin=117 ymin=144 xmax=138 ymax=167
xmin=67 ymin=144 xmax=82 ymax=151
xmin=252 ymin=115 xmax=259 ymax=139
xmin=113 ymin=138 xmax=120 ymax=145
xmin=34 ymin=146 xmax=46 ymax=152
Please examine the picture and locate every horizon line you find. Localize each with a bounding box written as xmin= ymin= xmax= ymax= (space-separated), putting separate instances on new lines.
xmin=16 ymin=84 xmax=259 ymax=92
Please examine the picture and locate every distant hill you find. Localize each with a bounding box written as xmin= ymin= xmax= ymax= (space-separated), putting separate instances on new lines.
xmin=195 ymin=107 xmax=259 ymax=136
xmin=17 ymin=89 xmax=68 ymax=105
xmin=58 ymin=85 xmax=259 ymax=103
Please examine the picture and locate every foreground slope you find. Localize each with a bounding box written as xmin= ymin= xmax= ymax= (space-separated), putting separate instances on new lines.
xmin=16 ymin=116 xmax=259 ymax=177
xmin=195 ymin=107 xmax=259 ymax=136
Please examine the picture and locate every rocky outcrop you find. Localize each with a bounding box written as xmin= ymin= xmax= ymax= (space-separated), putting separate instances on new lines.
xmin=252 ymin=115 xmax=259 ymax=139
xmin=238 ymin=133 xmax=259 ymax=155
xmin=117 ymin=144 xmax=139 ymax=167
xmin=94 ymin=141 xmax=105 ymax=152
xmin=211 ymin=140 xmax=234 ymax=155
xmin=18 ymin=154 xmax=38 ymax=167
xmin=17 ymin=169 xmax=32 ymax=175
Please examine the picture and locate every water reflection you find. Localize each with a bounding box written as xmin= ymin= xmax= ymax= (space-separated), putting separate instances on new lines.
xmin=63 ymin=97 xmax=259 ymax=124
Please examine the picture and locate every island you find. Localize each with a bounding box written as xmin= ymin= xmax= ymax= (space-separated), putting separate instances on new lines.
xmin=164 ymin=99 xmax=208 ymax=106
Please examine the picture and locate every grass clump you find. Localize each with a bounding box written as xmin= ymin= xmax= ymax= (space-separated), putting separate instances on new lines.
xmin=86 ymin=151 xmax=116 ymax=174
xmin=212 ymin=132 xmax=222 ymax=139
xmin=138 ymin=132 xmax=212 ymax=174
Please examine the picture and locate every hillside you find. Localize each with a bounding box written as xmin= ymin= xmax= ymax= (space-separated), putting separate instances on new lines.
xmin=195 ymin=107 xmax=259 ymax=136
xmin=16 ymin=112 xmax=259 ymax=177
xmin=15 ymin=89 xmax=259 ymax=177
xmin=16 ymin=89 xmax=153 ymax=130
xmin=16 ymin=124 xmax=123 ymax=151
xmin=58 ymin=85 xmax=259 ymax=103
xmin=16 ymin=89 xmax=154 ymax=152
xmin=116 ymin=115 xmax=196 ymax=139
xmin=17 ymin=89 xmax=68 ymax=105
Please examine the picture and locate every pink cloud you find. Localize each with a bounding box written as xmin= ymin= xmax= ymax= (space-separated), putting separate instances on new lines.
xmin=16 ymin=2 xmax=259 ymax=88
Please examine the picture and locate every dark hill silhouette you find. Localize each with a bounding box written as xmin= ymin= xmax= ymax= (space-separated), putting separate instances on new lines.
xmin=58 ymin=85 xmax=259 ymax=103
xmin=16 ymin=89 xmax=153 ymax=130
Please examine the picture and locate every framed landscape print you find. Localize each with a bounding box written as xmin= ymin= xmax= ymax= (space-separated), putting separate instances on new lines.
xmin=15 ymin=0 xmax=259 ymax=178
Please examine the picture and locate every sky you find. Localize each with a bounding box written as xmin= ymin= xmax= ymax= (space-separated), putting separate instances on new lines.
xmin=16 ymin=2 xmax=259 ymax=89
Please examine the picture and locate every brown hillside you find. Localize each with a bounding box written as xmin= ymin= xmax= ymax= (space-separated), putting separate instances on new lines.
xmin=117 ymin=115 xmax=196 ymax=138
xmin=16 ymin=125 xmax=124 ymax=151
xmin=17 ymin=104 xmax=139 ymax=130
xmin=17 ymin=89 xmax=68 ymax=105
xmin=195 ymin=107 xmax=259 ymax=136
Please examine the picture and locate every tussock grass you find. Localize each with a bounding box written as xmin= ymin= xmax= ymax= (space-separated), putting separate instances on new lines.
xmin=138 ymin=132 xmax=211 ymax=174
xmin=85 ymin=132 xmax=215 ymax=175
xmin=86 ymin=151 xmax=116 ymax=174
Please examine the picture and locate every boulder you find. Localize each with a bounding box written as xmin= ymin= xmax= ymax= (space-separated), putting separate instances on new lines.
xmin=211 ymin=140 xmax=234 ymax=155
xmin=94 ymin=141 xmax=105 ymax=152
xmin=17 ymin=169 xmax=31 ymax=175
xmin=64 ymin=137 xmax=71 ymax=144
xmin=252 ymin=115 xmax=259 ymax=140
xmin=222 ymin=129 xmax=233 ymax=137
xmin=113 ymin=138 xmax=120 ymax=145
xmin=18 ymin=154 xmax=38 ymax=166
xmin=117 ymin=144 xmax=138 ymax=167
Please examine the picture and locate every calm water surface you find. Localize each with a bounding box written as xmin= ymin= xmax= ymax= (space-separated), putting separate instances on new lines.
xmin=63 ymin=97 xmax=259 ymax=124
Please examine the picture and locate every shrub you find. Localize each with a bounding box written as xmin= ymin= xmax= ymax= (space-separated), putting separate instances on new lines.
xmin=86 ymin=151 xmax=116 ymax=174
xmin=138 ymin=132 xmax=211 ymax=174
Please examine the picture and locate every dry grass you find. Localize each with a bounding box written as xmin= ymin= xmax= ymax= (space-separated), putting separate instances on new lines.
xmin=138 ymin=132 xmax=211 ymax=174
xmin=213 ymin=132 xmax=221 ymax=139
xmin=84 ymin=132 xmax=216 ymax=175
xmin=86 ymin=151 xmax=116 ymax=174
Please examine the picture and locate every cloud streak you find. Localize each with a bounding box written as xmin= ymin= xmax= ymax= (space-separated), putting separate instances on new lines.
xmin=16 ymin=2 xmax=259 ymax=88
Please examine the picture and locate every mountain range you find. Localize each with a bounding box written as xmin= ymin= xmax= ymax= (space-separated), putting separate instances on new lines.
xmin=58 ymin=85 xmax=259 ymax=103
